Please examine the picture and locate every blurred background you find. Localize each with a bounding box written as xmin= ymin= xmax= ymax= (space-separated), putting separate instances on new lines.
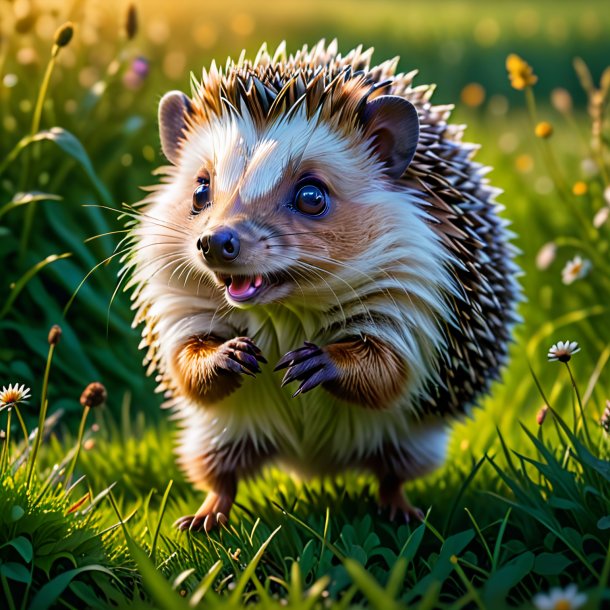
xmin=1 ymin=0 xmax=609 ymax=453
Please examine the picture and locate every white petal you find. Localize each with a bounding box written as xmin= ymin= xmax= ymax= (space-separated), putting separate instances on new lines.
xmin=573 ymin=593 xmax=587 ymax=608
xmin=532 ymin=593 xmax=553 ymax=610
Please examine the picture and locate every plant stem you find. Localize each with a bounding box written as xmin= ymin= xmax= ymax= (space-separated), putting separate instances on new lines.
xmin=19 ymin=51 xmax=58 ymax=261
xmin=13 ymin=405 xmax=29 ymax=452
xmin=1 ymin=408 xmax=11 ymax=472
xmin=565 ymin=361 xmax=592 ymax=445
xmin=26 ymin=343 xmax=56 ymax=490
xmin=64 ymin=406 xmax=90 ymax=489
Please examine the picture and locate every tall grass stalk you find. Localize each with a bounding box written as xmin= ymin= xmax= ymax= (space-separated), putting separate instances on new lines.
xmin=26 ymin=342 xmax=56 ymax=489
xmin=64 ymin=405 xmax=90 ymax=488
xmin=19 ymin=26 xmax=72 ymax=259
xmin=0 ymin=408 xmax=12 ymax=472
xmin=12 ymin=405 xmax=29 ymax=453
xmin=564 ymin=361 xmax=592 ymax=445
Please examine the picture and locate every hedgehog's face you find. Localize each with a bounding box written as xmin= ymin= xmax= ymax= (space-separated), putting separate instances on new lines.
xmin=156 ymin=90 xmax=420 ymax=309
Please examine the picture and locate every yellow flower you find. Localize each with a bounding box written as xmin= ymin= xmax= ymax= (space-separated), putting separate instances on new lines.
xmin=506 ymin=53 xmax=538 ymax=90
xmin=535 ymin=121 xmax=553 ymax=138
xmin=572 ymin=181 xmax=588 ymax=196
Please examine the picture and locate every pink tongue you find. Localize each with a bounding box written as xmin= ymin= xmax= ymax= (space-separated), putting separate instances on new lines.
xmin=228 ymin=275 xmax=263 ymax=299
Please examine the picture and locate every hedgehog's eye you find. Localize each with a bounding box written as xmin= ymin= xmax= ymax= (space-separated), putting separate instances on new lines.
xmin=293 ymin=183 xmax=328 ymax=217
xmin=192 ymin=180 xmax=211 ymax=215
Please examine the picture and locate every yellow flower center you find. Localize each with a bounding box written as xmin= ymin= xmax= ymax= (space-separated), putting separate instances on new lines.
xmin=1 ymin=390 xmax=20 ymax=404
xmin=554 ymin=600 xmax=572 ymax=610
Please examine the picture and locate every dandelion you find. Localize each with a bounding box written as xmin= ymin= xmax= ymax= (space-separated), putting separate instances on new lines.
xmin=572 ymin=181 xmax=588 ymax=196
xmin=532 ymin=584 xmax=587 ymax=610
xmin=0 ymin=384 xmax=31 ymax=411
xmin=548 ymin=340 xmax=580 ymax=363
xmin=561 ymin=255 xmax=591 ymax=285
xmin=535 ymin=121 xmax=553 ymax=138
xmin=536 ymin=241 xmax=556 ymax=270
xmin=506 ymin=53 xmax=538 ymax=90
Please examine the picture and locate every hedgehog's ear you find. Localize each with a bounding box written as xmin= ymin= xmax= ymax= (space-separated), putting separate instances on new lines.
xmin=159 ymin=91 xmax=193 ymax=164
xmin=361 ymin=95 xmax=419 ymax=179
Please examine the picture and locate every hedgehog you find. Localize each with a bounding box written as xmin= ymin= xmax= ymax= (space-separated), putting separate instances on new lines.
xmin=123 ymin=40 xmax=520 ymax=531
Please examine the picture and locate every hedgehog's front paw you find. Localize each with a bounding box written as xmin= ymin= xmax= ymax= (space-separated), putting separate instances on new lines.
xmin=275 ymin=342 xmax=338 ymax=397
xmin=216 ymin=336 xmax=267 ymax=378
xmin=174 ymin=491 xmax=233 ymax=533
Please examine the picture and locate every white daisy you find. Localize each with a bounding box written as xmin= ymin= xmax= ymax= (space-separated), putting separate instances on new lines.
xmin=0 ymin=383 xmax=32 ymax=411
xmin=532 ymin=584 xmax=587 ymax=610
xmin=561 ymin=256 xmax=591 ymax=285
xmin=548 ymin=340 xmax=580 ymax=363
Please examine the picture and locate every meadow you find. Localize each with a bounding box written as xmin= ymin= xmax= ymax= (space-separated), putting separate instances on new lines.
xmin=1 ymin=0 xmax=609 ymax=608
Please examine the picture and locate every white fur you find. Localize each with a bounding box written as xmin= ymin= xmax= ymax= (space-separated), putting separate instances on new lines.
xmin=125 ymin=105 xmax=458 ymax=474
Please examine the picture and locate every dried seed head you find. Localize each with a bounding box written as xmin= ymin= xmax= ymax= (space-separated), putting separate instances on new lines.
xmin=48 ymin=324 xmax=62 ymax=346
xmin=53 ymin=22 xmax=74 ymax=48
xmin=80 ymin=382 xmax=107 ymax=409
xmin=125 ymin=4 xmax=138 ymax=40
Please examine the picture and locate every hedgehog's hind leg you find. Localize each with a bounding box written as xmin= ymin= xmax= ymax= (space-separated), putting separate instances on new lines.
xmin=370 ymin=421 xmax=449 ymax=523
xmin=175 ymin=475 xmax=236 ymax=532
xmin=174 ymin=417 xmax=275 ymax=532
xmin=378 ymin=473 xmax=425 ymax=523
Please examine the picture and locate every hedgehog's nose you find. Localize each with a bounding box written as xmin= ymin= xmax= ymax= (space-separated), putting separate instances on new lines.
xmin=199 ymin=227 xmax=241 ymax=264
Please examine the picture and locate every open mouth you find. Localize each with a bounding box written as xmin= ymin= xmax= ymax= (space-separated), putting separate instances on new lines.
xmin=217 ymin=273 xmax=285 ymax=302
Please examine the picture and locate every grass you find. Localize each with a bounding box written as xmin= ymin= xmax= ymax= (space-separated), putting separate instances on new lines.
xmin=1 ymin=0 xmax=610 ymax=608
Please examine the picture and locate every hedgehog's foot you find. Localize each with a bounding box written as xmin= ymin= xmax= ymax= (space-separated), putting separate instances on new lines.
xmin=174 ymin=490 xmax=234 ymax=533
xmin=378 ymin=475 xmax=425 ymax=523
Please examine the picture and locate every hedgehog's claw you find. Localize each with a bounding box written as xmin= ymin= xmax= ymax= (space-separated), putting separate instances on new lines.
xmin=175 ymin=491 xmax=233 ymax=533
xmin=378 ymin=477 xmax=425 ymax=524
xmin=276 ymin=342 xmax=338 ymax=396
xmin=218 ymin=337 xmax=266 ymax=377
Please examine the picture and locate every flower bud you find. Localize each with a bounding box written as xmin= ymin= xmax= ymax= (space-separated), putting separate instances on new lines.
xmin=53 ymin=22 xmax=74 ymax=48
xmin=125 ymin=4 xmax=138 ymax=40
xmin=48 ymin=324 xmax=62 ymax=346
xmin=80 ymin=382 xmax=107 ymax=409
xmin=536 ymin=406 xmax=549 ymax=425
xmin=535 ymin=121 xmax=553 ymax=139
